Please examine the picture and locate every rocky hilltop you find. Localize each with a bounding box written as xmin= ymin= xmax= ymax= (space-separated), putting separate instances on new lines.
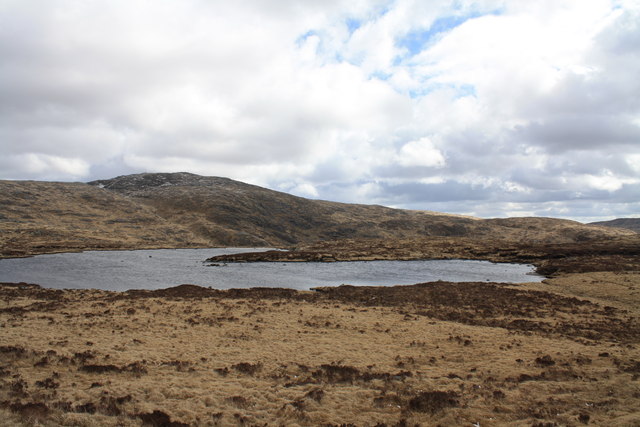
xmin=0 ymin=172 xmax=634 ymax=257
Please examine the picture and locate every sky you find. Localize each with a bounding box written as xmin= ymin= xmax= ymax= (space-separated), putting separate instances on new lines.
xmin=1 ymin=0 xmax=639 ymax=222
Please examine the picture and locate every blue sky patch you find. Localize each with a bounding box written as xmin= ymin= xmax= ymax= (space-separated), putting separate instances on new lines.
xmin=457 ymin=84 xmax=476 ymax=98
xmin=398 ymin=16 xmax=467 ymax=56
xmin=295 ymin=30 xmax=318 ymax=47
xmin=408 ymin=82 xmax=476 ymax=99
xmin=397 ymin=9 xmax=502 ymax=57
xmin=346 ymin=18 xmax=361 ymax=34
xmin=370 ymin=70 xmax=392 ymax=81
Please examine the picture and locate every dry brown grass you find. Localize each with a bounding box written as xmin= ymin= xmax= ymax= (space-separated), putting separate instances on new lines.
xmin=0 ymin=181 xmax=209 ymax=258
xmin=1 ymin=272 xmax=639 ymax=426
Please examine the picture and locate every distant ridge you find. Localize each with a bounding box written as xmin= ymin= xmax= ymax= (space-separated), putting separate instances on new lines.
xmin=88 ymin=172 xmax=632 ymax=246
xmin=0 ymin=172 xmax=635 ymax=257
xmin=589 ymin=218 xmax=640 ymax=233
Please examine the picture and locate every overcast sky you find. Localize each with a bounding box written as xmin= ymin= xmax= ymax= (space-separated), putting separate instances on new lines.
xmin=1 ymin=0 xmax=639 ymax=222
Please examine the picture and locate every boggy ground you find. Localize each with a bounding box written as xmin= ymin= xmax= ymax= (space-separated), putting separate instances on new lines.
xmin=1 ymin=266 xmax=639 ymax=426
xmin=206 ymin=236 xmax=640 ymax=277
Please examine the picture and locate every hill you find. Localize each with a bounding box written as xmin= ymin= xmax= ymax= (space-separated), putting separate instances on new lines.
xmin=589 ymin=218 xmax=640 ymax=233
xmin=0 ymin=172 xmax=634 ymax=257
xmin=0 ymin=180 xmax=208 ymax=257
xmin=89 ymin=172 xmax=484 ymax=246
xmin=88 ymin=172 xmax=631 ymax=246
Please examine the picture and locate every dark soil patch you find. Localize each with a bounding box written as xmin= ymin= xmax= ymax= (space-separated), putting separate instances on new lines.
xmin=0 ymin=282 xmax=66 ymax=301
xmin=123 ymin=285 xmax=304 ymax=301
xmin=0 ymin=346 xmax=27 ymax=357
xmin=313 ymin=364 xmax=360 ymax=383
xmin=535 ymin=355 xmax=556 ymax=367
xmin=304 ymin=388 xmax=324 ymax=402
xmin=79 ymin=361 xmax=147 ymax=375
xmin=407 ymin=391 xmax=459 ymax=413
xmin=80 ymin=364 xmax=122 ymax=374
xmin=231 ymin=362 xmax=262 ymax=376
xmin=99 ymin=395 xmax=132 ymax=416
xmin=138 ymin=410 xmax=189 ymax=427
xmin=2 ymin=401 xmax=50 ymax=421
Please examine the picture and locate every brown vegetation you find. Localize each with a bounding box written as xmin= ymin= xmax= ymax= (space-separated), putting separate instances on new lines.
xmin=590 ymin=218 xmax=640 ymax=233
xmin=1 ymin=253 xmax=639 ymax=425
xmin=0 ymin=180 xmax=208 ymax=258
xmin=1 ymin=173 xmax=634 ymax=257
xmin=1 ymin=173 xmax=639 ymax=425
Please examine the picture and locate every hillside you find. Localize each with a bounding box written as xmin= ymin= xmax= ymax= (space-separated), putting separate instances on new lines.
xmin=0 ymin=180 xmax=208 ymax=257
xmin=0 ymin=172 xmax=634 ymax=257
xmin=89 ymin=172 xmax=486 ymax=246
xmin=88 ymin=172 xmax=632 ymax=246
xmin=589 ymin=218 xmax=640 ymax=233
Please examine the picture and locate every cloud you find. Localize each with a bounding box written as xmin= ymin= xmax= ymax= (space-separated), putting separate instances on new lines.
xmin=397 ymin=137 xmax=446 ymax=168
xmin=1 ymin=0 xmax=639 ymax=221
xmin=514 ymin=116 xmax=640 ymax=153
xmin=0 ymin=153 xmax=89 ymax=181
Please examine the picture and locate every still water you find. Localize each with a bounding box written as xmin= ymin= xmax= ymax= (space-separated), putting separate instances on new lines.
xmin=0 ymin=248 xmax=543 ymax=291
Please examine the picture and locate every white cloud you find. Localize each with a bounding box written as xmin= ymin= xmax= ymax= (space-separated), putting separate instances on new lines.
xmin=628 ymin=154 xmax=640 ymax=173
xmin=1 ymin=0 xmax=639 ymax=221
xmin=583 ymin=171 xmax=638 ymax=192
xmin=1 ymin=153 xmax=89 ymax=180
xmin=397 ymin=137 xmax=445 ymax=167
xmin=289 ymin=183 xmax=320 ymax=198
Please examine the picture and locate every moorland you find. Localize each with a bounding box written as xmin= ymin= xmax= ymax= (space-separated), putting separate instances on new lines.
xmin=0 ymin=172 xmax=639 ymax=426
